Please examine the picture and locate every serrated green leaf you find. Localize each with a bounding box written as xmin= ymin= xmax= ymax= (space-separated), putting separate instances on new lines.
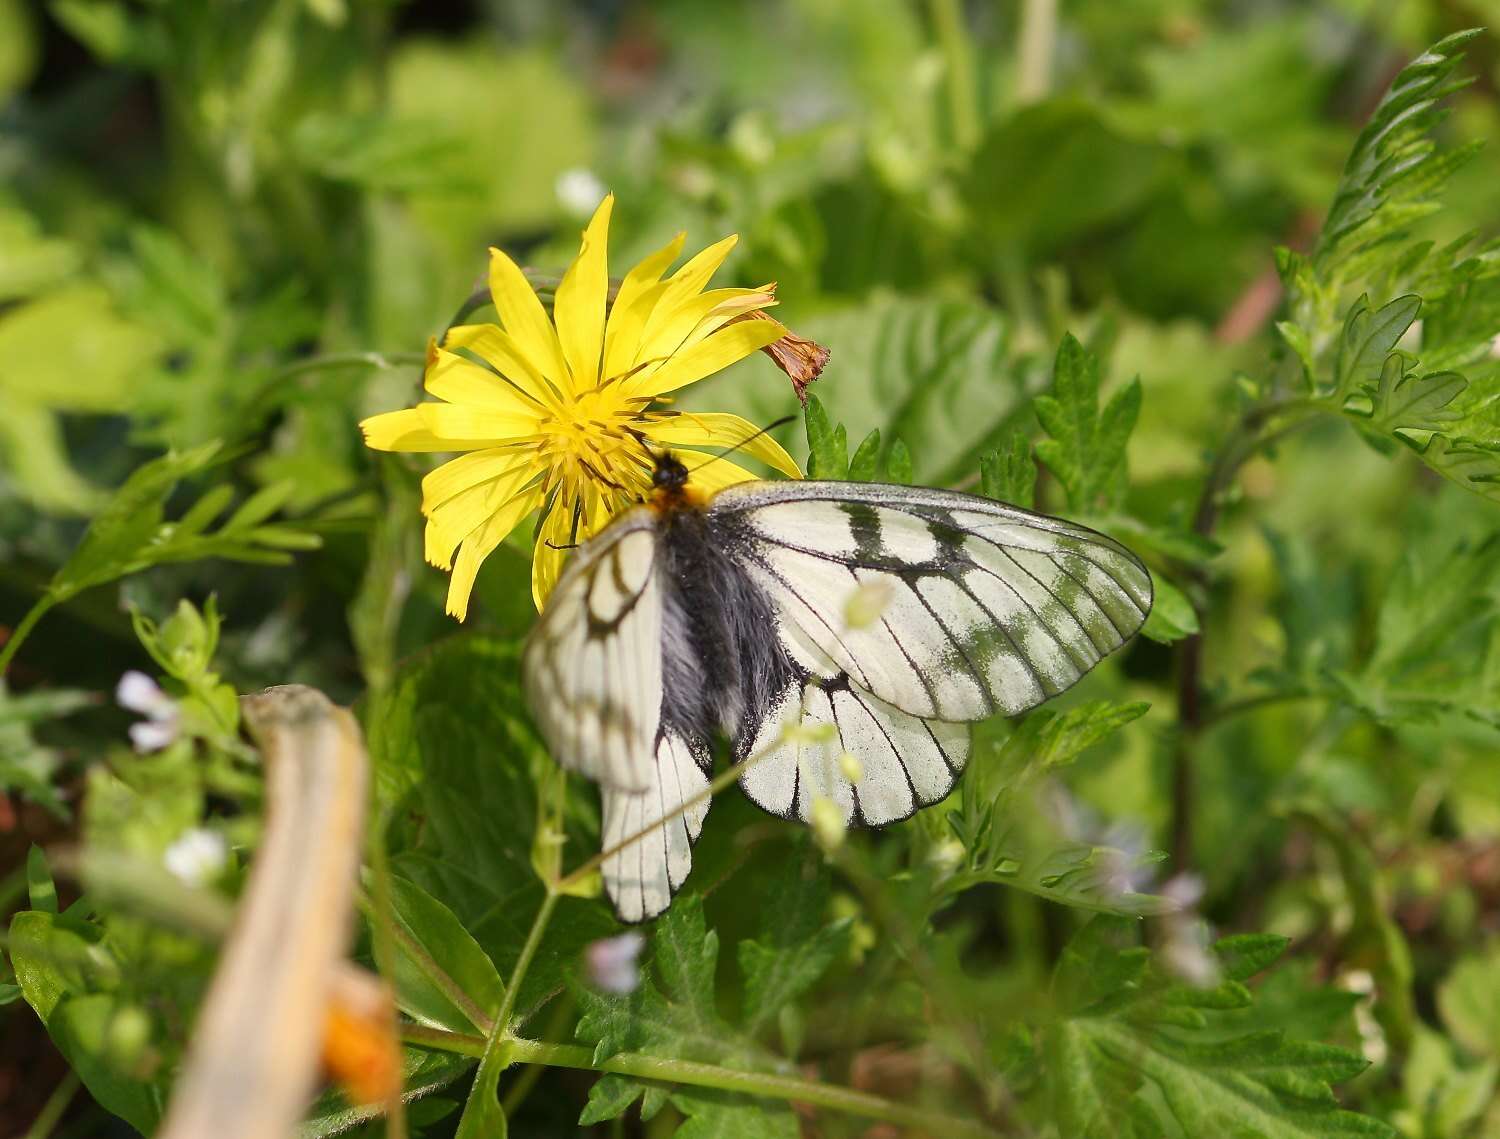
xmin=670 ymin=1087 xmax=800 ymax=1138
xmin=1046 ymin=918 xmax=1394 ymax=1138
xmin=1332 ymin=294 xmax=1420 ymax=399
xmin=1034 ymin=335 xmax=1140 ymax=512
xmin=979 ymin=430 xmax=1036 ymax=508
xmin=803 ymin=395 xmax=847 ymax=479
xmin=737 ymin=860 xmax=850 ymax=1039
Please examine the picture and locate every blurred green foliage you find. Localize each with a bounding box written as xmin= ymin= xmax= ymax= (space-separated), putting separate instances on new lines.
xmin=3 ymin=2 xmax=1500 ymax=1136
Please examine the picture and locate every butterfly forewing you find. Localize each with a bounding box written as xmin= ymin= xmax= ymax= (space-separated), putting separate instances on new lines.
xmin=522 ymin=509 xmax=664 ymax=793
xmin=711 ymin=481 xmax=1152 ymax=722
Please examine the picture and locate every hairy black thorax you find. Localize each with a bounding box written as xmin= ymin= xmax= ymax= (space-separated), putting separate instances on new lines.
xmin=655 ymin=503 xmax=794 ymax=745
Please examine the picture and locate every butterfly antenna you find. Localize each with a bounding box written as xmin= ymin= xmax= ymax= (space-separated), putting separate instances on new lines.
xmin=677 ymin=414 xmax=798 ymax=475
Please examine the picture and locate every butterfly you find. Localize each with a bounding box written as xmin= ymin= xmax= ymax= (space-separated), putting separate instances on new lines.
xmin=523 ymin=451 xmax=1153 ymax=922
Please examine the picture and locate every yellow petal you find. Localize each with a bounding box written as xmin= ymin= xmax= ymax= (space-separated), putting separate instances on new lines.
xmin=488 ymin=246 xmax=571 ymax=395
xmin=672 ymin=448 xmax=759 ymax=494
xmin=631 ymin=234 xmax=737 ymax=367
xmin=602 ymin=232 xmax=686 ymax=382
xmin=442 ymin=325 xmax=558 ymax=409
xmin=361 ymin=409 xmax=450 ymax=453
xmin=420 ymin=448 xmax=530 ymax=510
xmin=646 ymin=412 xmax=801 ymax=479
xmin=447 ymin=484 xmax=543 ymax=622
xmin=425 ymin=464 xmax=538 ymax=569
xmin=553 ymin=194 xmax=613 ymax=391
xmin=425 ymin=348 xmax=543 ymax=414
xmin=626 ymin=318 xmax=786 ymax=400
xmin=415 ymin=403 xmax=542 ymax=445
xmin=530 ymin=496 xmax=578 ymax=610
xmin=635 ymin=287 xmax=776 ymax=366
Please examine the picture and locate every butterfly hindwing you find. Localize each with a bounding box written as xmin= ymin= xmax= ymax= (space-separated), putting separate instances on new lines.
xmin=522 ymin=509 xmax=664 ymax=792
xmin=599 ymin=727 xmax=712 ymax=922
xmin=711 ymin=481 xmax=1152 ymax=723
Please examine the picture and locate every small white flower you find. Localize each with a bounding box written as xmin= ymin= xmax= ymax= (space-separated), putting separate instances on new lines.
xmin=164 ymin=828 xmax=227 ymax=886
xmin=585 ymin=932 xmax=646 ymax=994
xmin=555 ymin=168 xmax=607 ymax=217
xmin=116 ymin=670 xmax=180 ymax=753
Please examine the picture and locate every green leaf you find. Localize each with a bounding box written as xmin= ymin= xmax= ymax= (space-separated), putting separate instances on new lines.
xmin=26 ymin=845 xmax=56 ymax=913
xmin=979 ymin=430 xmax=1036 ymax=508
xmin=1016 ymin=701 xmax=1153 ymax=774
xmin=1315 ymin=30 xmax=1481 ymax=280
xmin=1140 ymin=575 xmax=1199 ymax=644
xmin=0 ymin=683 xmax=92 ymax=819
xmin=9 ymin=911 xmax=163 ymax=1133
xmin=803 ymin=395 xmax=848 ymax=479
xmin=964 ymin=101 xmax=1170 ymax=256
xmin=736 ymin=858 xmax=850 ymax=1040
xmin=946 ymin=703 xmax=1168 ymax=915
xmin=576 ymin=895 xmax=791 ymax=1124
xmin=1042 ymin=917 xmax=1394 ymax=1138
xmin=301 ymin=1049 xmax=472 ymax=1138
xmin=703 ymin=297 xmax=1031 ymax=484
xmin=382 ymin=874 xmax=506 ymax=1034
xmin=847 ymin=428 xmax=881 ymax=482
xmin=1331 ymin=294 xmax=1421 ymax=399
xmin=1034 ymin=335 xmax=1141 ymax=512
xmin=1288 ymin=807 xmax=1415 ymax=1053
xmin=1437 ymin=943 xmax=1500 ymax=1060
xmin=669 ymin=1087 xmax=800 ymax=1138
xmin=0 ymin=283 xmax=159 ymax=510
xmin=884 ymin=438 xmax=913 ymax=484
xmin=46 ymin=443 xmax=320 ymax=607
xmin=378 ymin=636 xmax=614 ymax=1025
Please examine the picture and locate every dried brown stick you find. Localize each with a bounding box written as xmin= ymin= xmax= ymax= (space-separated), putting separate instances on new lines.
xmin=156 ymin=685 xmax=370 ymax=1139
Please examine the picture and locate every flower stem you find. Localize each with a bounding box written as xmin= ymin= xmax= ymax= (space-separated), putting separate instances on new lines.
xmin=1170 ymin=394 xmax=1330 ymax=865
xmin=403 ymin=1026 xmax=1002 ymax=1138
xmin=0 ymin=594 xmax=57 ymax=680
xmin=453 ymin=888 xmax=559 ymax=1132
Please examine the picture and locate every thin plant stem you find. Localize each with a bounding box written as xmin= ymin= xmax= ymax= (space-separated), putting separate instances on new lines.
xmin=454 ymin=889 xmax=560 ymax=1131
xmin=930 ymin=0 xmax=981 ymax=151
xmin=402 ymin=1026 xmax=1003 ymax=1139
xmin=24 ymin=1071 xmax=80 ymax=1139
xmin=0 ymin=594 xmax=57 ymax=679
xmin=1170 ymin=394 xmax=1330 ymax=865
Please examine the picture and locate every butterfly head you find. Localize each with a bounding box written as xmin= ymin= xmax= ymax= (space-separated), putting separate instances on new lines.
xmin=647 ymin=452 xmax=708 ymax=513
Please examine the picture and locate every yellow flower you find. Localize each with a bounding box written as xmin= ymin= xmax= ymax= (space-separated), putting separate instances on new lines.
xmin=360 ymin=195 xmax=802 ymax=620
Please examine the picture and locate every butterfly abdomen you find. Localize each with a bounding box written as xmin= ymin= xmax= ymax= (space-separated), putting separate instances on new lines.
xmin=657 ymin=506 xmax=793 ymax=745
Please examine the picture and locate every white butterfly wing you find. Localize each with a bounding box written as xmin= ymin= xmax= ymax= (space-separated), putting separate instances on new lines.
xmin=736 ymin=621 xmax=970 ymax=825
xmin=600 ymin=728 xmax=713 ymax=922
xmin=713 ymin=482 xmax=1152 ymax=722
xmin=522 ymin=509 xmax=664 ymax=792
